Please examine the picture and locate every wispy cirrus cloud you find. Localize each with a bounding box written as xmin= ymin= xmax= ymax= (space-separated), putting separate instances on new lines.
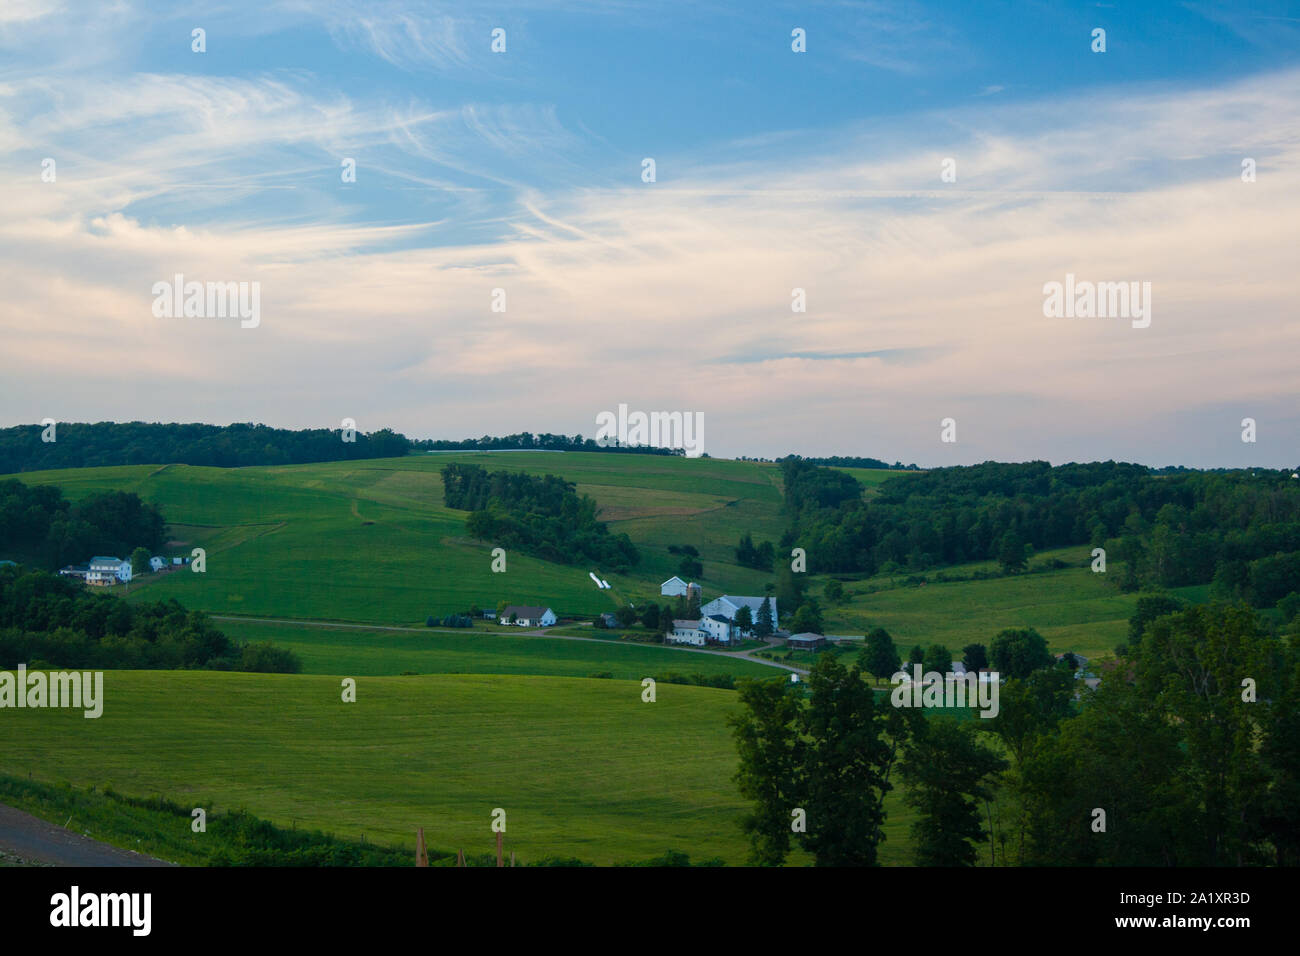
xmin=0 ymin=3 xmax=1296 ymax=467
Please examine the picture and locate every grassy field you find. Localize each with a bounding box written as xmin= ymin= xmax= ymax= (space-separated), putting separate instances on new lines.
xmin=10 ymin=453 xmax=803 ymax=623
xmin=0 ymin=670 xmax=937 ymax=865
xmin=0 ymin=453 xmax=1164 ymax=866
xmin=6 ymin=455 xmax=1156 ymax=663
xmin=813 ymin=546 xmax=1140 ymax=661
xmin=214 ymin=618 xmax=783 ymax=680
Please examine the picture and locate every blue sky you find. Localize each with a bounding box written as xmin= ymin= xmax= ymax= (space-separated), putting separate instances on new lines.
xmin=1 ymin=1 xmax=1298 ymax=466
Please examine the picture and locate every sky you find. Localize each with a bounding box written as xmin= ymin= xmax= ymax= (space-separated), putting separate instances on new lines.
xmin=0 ymin=0 xmax=1297 ymax=468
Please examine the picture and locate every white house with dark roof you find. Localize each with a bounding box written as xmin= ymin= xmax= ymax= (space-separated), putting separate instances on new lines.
xmin=86 ymin=556 xmax=131 ymax=586
xmin=700 ymin=614 xmax=733 ymax=643
xmin=666 ymin=614 xmax=735 ymax=646
xmin=498 ymin=605 xmax=557 ymax=627
xmin=699 ymin=595 xmax=777 ymax=632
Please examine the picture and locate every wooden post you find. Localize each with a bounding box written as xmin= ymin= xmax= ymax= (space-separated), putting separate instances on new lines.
xmin=416 ymin=827 xmax=428 ymax=867
xmin=510 ymin=850 xmax=516 ymax=868
xmin=496 ymin=830 xmax=503 ymax=868
xmin=457 ymin=848 xmax=466 ymax=867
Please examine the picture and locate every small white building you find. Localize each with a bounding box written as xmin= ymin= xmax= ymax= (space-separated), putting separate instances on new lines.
xmin=86 ymin=556 xmax=131 ymax=586
xmin=669 ymin=619 xmax=706 ymax=646
xmin=660 ymin=576 xmax=688 ymax=597
xmin=499 ymin=605 xmax=557 ymax=627
xmin=149 ymin=556 xmax=166 ymax=572
xmin=700 ymin=614 xmax=733 ymax=644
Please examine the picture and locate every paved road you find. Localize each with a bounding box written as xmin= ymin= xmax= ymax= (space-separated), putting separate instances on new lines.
xmin=0 ymin=804 xmax=175 ymax=867
xmin=212 ymin=615 xmax=810 ymax=674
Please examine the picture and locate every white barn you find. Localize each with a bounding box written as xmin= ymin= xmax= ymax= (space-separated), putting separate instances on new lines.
xmin=660 ymin=576 xmax=688 ymax=597
xmin=699 ymin=595 xmax=777 ymax=632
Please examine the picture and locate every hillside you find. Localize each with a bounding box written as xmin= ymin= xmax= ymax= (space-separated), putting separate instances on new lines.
xmin=5 ymin=453 xmax=1151 ymax=661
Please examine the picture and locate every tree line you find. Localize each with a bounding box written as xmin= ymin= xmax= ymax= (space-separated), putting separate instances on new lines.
xmin=0 ymin=564 xmax=299 ymax=673
xmin=772 ymin=459 xmax=1300 ymax=614
xmin=731 ymin=599 xmax=1299 ymax=866
xmin=1 ymin=479 xmax=166 ymax=570
xmin=0 ymin=421 xmax=410 ymax=472
xmin=414 ymin=432 xmax=681 ymax=456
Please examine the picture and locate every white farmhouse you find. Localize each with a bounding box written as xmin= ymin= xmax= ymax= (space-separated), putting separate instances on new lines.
xmin=700 ymin=614 xmax=733 ymax=644
xmin=699 ymin=595 xmax=777 ymax=633
xmin=499 ymin=605 xmax=557 ymax=627
xmin=86 ymin=556 xmax=131 ymax=586
xmin=669 ymin=619 xmax=706 ymax=646
xmin=667 ymin=614 xmax=734 ymax=646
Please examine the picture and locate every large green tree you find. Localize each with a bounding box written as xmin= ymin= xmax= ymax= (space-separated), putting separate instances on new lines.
xmin=798 ymin=654 xmax=897 ymax=866
xmin=727 ymin=678 xmax=804 ymax=866
xmin=860 ymin=626 xmax=901 ymax=683
xmin=899 ymin=715 xmax=1007 ymax=866
xmin=989 ymin=627 xmax=1053 ymax=680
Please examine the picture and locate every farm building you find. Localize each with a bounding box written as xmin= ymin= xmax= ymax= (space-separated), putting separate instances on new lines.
xmin=498 ymin=605 xmax=557 ymax=627
xmin=699 ymin=595 xmax=777 ymax=632
xmin=667 ymin=614 xmax=734 ymax=646
xmin=668 ymin=619 xmax=706 ymax=646
xmin=787 ymin=633 xmax=826 ymax=651
xmin=86 ymin=556 xmax=131 ymax=586
xmin=700 ymin=614 xmax=733 ymax=643
xmin=58 ymin=564 xmax=89 ymax=579
xmin=149 ymin=556 xmax=166 ymax=572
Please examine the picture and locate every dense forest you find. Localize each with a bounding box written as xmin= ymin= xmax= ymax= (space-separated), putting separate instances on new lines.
xmin=773 ymin=459 xmax=1300 ymax=609
xmin=0 ymin=479 xmax=166 ymax=570
xmin=442 ymin=463 xmax=640 ymax=571
xmin=732 ymin=599 xmax=1300 ymax=867
xmin=0 ymin=564 xmax=298 ymax=672
xmin=0 ymin=421 xmax=410 ymax=472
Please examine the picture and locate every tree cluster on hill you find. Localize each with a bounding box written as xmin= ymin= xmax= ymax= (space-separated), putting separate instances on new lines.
xmin=0 ymin=422 xmax=409 ymax=472
xmin=414 ymin=432 xmax=680 ymax=456
xmin=734 ymin=532 xmax=775 ymax=571
xmin=442 ymin=463 xmax=639 ymax=571
xmin=0 ymin=565 xmax=299 ymax=672
xmin=0 ymin=479 xmax=165 ymax=570
xmin=776 ymin=459 xmax=1300 ymax=611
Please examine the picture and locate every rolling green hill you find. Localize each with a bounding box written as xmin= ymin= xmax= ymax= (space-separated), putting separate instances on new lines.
xmin=7 ymin=453 xmax=1163 ymax=661
xmin=1 ymin=452 xmax=1177 ymax=867
xmin=10 ymin=453 xmax=795 ymax=623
